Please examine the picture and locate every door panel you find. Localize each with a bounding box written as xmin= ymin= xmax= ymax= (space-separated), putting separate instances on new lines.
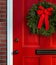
xmin=40 ymin=55 xmax=52 ymax=65
xmin=50 ymin=34 xmax=56 ymax=48
xmin=52 ymin=56 xmax=56 ymax=65
xmin=23 ymin=0 xmax=39 ymax=47
xmin=23 ymin=57 xmax=40 ymax=65
xmin=13 ymin=0 xmax=56 ymax=65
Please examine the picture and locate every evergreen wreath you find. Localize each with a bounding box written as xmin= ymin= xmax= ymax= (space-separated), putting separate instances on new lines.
xmin=27 ymin=2 xmax=56 ymax=36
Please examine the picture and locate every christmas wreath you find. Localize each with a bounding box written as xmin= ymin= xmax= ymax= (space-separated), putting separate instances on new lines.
xmin=27 ymin=2 xmax=56 ymax=36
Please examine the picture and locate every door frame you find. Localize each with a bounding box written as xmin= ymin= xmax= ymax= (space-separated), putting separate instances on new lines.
xmin=7 ymin=0 xmax=13 ymax=65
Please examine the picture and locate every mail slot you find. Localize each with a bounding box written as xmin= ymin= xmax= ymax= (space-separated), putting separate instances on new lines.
xmin=35 ymin=50 xmax=56 ymax=55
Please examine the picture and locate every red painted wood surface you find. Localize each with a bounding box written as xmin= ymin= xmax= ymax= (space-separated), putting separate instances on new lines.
xmin=13 ymin=0 xmax=56 ymax=65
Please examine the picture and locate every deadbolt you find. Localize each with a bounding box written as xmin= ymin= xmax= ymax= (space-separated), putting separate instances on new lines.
xmin=13 ymin=50 xmax=19 ymax=55
xmin=14 ymin=38 xmax=19 ymax=42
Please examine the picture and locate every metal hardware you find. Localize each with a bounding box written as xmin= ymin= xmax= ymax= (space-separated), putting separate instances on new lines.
xmin=14 ymin=38 xmax=19 ymax=42
xmin=35 ymin=50 xmax=56 ymax=55
xmin=13 ymin=50 xmax=19 ymax=55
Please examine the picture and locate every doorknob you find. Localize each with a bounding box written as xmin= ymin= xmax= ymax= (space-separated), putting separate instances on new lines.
xmin=13 ymin=50 xmax=19 ymax=55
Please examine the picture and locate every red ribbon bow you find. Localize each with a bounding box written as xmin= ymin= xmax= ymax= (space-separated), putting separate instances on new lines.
xmin=37 ymin=6 xmax=53 ymax=30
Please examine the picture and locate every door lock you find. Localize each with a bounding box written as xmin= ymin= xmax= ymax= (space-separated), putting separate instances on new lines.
xmin=14 ymin=38 xmax=19 ymax=42
xmin=13 ymin=50 xmax=19 ymax=55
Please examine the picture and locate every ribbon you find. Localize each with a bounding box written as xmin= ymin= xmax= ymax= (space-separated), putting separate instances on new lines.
xmin=36 ymin=6 xmax=53 ymax=30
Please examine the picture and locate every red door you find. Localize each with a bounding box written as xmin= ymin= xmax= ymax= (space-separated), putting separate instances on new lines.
xmin=13 ymin=0 xmax=56 ymax=65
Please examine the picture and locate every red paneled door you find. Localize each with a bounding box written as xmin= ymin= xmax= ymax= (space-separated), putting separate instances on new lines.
xmin=13 ymin=0 xmax=56 ymax=65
